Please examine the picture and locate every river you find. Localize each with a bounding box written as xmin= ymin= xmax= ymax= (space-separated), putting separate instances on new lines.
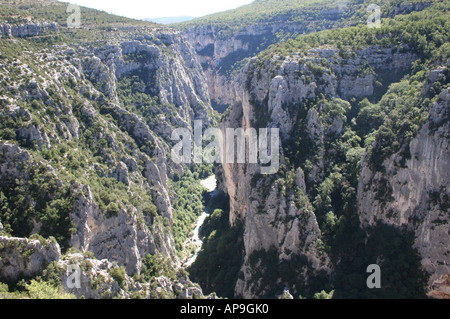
xmin=182 ymin=175 xmax=217 ymax=267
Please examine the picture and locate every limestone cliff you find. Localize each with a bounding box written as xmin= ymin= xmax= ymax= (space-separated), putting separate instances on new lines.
xmin=0 ymin=21 xmax=213 ymax=292
xmin=0 ymin=235 xmax=61 ymax=282
xmin=178 ymin=0 xmax=432 ymax=108
xmin=217 ymin=37 xmax=447 ymax=297
xmin=357 ymin=83 xmax=450 ymax=298
xmin=0 ymin=22 xmax=59 ymax=38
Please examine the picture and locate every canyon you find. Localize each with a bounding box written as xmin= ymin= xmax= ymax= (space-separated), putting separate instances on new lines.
xmin=0 ymin=0 xmax=448 ymax=299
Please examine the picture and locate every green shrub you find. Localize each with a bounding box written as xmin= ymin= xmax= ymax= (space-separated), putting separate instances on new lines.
xmin=110 ymin=267 xmax=126 ymax=288
xmin=26 ymin=280 xmax=76 ymax=299
xmin=140 ymin=253 xmax=176 ymax=282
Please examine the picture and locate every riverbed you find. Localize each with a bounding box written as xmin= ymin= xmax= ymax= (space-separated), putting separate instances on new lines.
xmin=182 ymin=175 xmax=217 ymax=267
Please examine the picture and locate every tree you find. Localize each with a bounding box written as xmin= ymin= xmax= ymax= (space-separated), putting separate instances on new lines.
xmin=356 ymin=98 xmax=383 ymax=136
xmin=109 ymin=267 xmax=126 ymax=288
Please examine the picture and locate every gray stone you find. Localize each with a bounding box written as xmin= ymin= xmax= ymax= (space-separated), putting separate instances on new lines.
xmin=357 ymin=71 xmax=450 ymax=297
xmin=0 ymin=236 xmax=61 ymax=282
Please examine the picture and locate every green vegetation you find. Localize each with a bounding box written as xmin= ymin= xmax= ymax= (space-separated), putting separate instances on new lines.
xmin=365 ymin=66 xmax=449 ymax=171
xmin=0 ymin=279 xmax=75 ymax=299
xmin=0 ymin=0 xmax=447 ymax=300
xmin=177 ymin=0 xmax=442 ymax=79
xmin=176 ymin=0 xmax=422 ymax=31
xmin=109 ymin=266 xmax=126 ymax=288
xmin=314 ymin=289 xmax=335 ymax=299
xmin=259 ymin=1 xmax=449 ymax=62
xmin=25 ymin=279 xmax=76 ymax=299
xmin=0 ymin=163 xmax=76 ymax=252
xmin=332 ymin=223 xmax=428 ymax=299
xmin=0 ymin=0 xmax=182 ymax=299
xmin=170 ymin=170 xmax=209 ymax=255
xmin=0 ymin=260 xmax=74 ymax=299
xmin=138 ymin=252 xmax=177 ymax=282
xmin=0 ymin=0 xmax=167 ymax=46
xmin=246 ymin=246 xmax=330 ymax=299
xmin=0 ymin=20 xmax=167 ymax=255
xmin=0 ymin=0 xmax=156 ymax=28
xmin=215 ymin=0 xmax=448 ymax=299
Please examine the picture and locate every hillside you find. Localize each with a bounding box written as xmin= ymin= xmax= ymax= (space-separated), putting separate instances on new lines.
xmin=188 ymin=0 xmax=450 ymax=299
xmin=178 ymin=0 xmax=437 ymax=31
xmin=176 ymin=0 xmax=437 ymax=110
xmin=0 ymin=0 xmax=448 ymax=301
xmin=0 ymin=0 xmax=216 ymax=299
xmin=0 ymin=0 xmax=148 ymax=25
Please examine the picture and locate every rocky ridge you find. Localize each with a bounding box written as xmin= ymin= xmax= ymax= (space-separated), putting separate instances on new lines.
xmin=0 ymin=235 xmax=215 ymax=299
xmin=0 ymin=20 xmax=214 ymax=297
xmin=0 ymin=22 xmax=59 ymax=38
xmin=217 ymin=38 xmax=449 ymax=298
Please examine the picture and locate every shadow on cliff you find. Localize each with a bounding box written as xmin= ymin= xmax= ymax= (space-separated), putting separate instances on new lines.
xmin=332 ymin=221 xmax=429 ymax=299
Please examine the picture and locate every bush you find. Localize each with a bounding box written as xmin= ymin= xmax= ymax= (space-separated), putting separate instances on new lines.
xmin=26 ymin=280 xmax=75 ymax=299
xmin=314 ymin=290 xmax=335 ymax=299
xmin=109 ymin=267 xmax=126 ymax=288
xmin=0 ymin=128 xmax=16 ymax=140
xmin=140 ymin=253 xmax=176 ymax=282
xmin=105 ymin=202 xmax=120 ymax=218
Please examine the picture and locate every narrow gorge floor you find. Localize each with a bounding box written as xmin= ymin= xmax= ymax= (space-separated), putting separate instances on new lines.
xmin=182 ymin=176 xmax=217 ymax=268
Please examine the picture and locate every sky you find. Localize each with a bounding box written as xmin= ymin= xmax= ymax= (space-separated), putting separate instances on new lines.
xmin=64 ymin=0 xmax=255 ymax=20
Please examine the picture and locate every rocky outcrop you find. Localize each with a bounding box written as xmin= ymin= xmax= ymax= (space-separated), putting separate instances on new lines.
xmin=0 ymin=239 xmax=215 ymax=299
xmin=357 ymin=85 xmax=450 ymax=298
xmin=0 ymin=236 xmax=61 ymax=281
xmin=392 ymin=2 xmax=432 ymax=16
xmin=0 ymin=22 xmax=59 ymax=38
xmin=216 ymin=39 xmax=438 ymax=297
xmin=78 ymin=32 xmax=214 ymax=132
xmin=0 ymin=142 xmax=32 ymax=180
xmin=69 ymin=183 xmax=176 ymax=276
xmin=57 ymin=252 xmax=217 ymax=299
xmin=232 ymin=178 xmax=331 ymax=298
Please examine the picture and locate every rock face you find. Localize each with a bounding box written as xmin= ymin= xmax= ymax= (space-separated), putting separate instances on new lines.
xmin=0 ymin=236 xmax=61 ymax=281
xmin=217 ymin=40 xmax=447 ymax=298
xmin=357 ymin=86 xmax=450 ymax=298
xmin=83 ymin=33 xmax=213 ymax=130
xmin=0 ymin=239 xmax=214 ymax=299
xmin=179 ymin=0 xmax=429 ymax=108
xmin=0 ymin=142 xmax=32 ymax=179
xmin=180 ymin=7 xmax=346 ymax=107
xmin=69 ymin=183 xmax=176 ymax=276
xmin=0 ymin=24 xmax=213 ymax=291
xmin=0 ymin=22 xmax=59 ymax=38
xmin=57 ymin=252 xmax=216 ymax=299
xmin=222 ymin=44 xmax=416 ymax=224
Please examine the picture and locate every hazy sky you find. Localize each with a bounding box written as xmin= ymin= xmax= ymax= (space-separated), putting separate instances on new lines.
xmin=64 ymin=0 xmax=254 ymax=20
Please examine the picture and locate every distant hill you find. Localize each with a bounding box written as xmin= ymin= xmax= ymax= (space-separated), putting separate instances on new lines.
xmin=145 ymin=16 xmax=195 ymax=25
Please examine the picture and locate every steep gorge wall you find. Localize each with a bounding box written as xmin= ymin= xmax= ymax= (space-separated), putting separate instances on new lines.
xmin=180 ymin=0 xmax=433 ymax=109
xmin=357 ymin=84 xmax=450 ymax=299
xmin=216 ymin=42 xmax=448 ymax=297
xmin=0 ymin=27 xmax=213 ymax=282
